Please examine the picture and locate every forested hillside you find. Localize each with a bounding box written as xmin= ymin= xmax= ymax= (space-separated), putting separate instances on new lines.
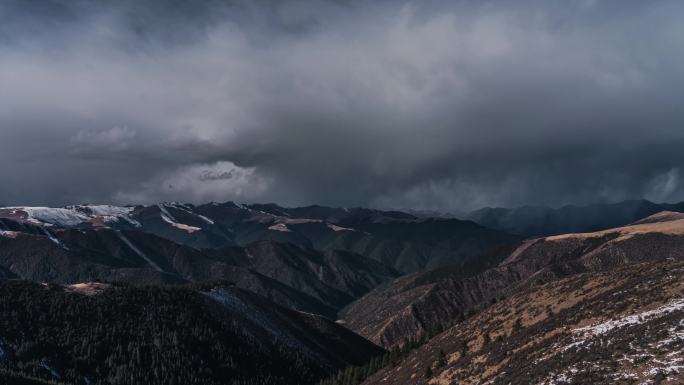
xmin=0 ymin=281 xmax=383 ymax=385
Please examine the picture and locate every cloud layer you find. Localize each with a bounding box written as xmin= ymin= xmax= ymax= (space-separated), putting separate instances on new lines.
xmin=1 ymin=0 xmax=684 ymax=210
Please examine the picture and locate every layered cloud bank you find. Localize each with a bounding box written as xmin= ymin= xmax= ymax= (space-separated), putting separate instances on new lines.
xmin=1 ymin=0 xmax=683 ymax=209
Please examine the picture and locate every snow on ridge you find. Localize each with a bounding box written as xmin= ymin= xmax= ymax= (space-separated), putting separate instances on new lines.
xmin=10 ymin=207 xmax=89 ymax=226
xmin=73 ymin=205 xmax=141 ymax=227
xmin=2 ymin=205 xmax=141 ymax=228
xmin=75 ymin=205 xmax=133 ymax=217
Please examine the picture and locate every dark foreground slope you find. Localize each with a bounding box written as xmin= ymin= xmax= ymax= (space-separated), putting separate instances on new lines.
xmin=0 ymin=282 xmax=383 ymax=385
xmin=362 ymin=259 xmax=684 ymax=385
xmin=342 ymin=211 xmax=684 ymax=347
xmin=0 ymin=370 xmax=65 ymax=385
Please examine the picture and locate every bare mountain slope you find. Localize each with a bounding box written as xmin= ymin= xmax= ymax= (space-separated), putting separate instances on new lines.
xmin=341 ymin=211 xmax=684 ymax=348
xmin=0 ymin=218 xmax=398 ymax=318
xmin=0 ymin=202 xmax=518 ymax=273
xmin=362 ymin=259 xmax=684 ymax=385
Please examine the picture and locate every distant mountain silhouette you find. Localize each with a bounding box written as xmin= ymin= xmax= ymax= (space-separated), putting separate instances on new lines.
xmin=465 ymin=199 xmax=684 ymax=236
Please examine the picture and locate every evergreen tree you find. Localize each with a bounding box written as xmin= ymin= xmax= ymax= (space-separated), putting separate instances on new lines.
xmin=424 ymin=365 xmax=433 ymax=379
xmin=436 ymin=350 xmax=447 ymax=368
xmin=512 ymin=318 xmax=523 ymax=333
xmin=483 ymin=333 xmax=491 ymax=346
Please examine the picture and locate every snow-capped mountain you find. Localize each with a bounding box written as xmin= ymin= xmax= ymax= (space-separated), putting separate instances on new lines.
xmin=0 ymin=202 xmax=518 ymax=273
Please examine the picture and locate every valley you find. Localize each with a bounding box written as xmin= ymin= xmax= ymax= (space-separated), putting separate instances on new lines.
xmin=1 ymin=200 xmax=683 ymax=384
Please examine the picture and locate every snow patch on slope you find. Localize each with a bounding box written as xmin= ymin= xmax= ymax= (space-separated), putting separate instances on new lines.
xmin=158 ymin=205 xmax=201 ymax=233
xmin=157 ymin=204 xmax=178 ymax=222
xmin=114 ymin=230 xmax=164 ymax=272
xmin=166 ymin=203 xmax=215 ymax=225
xmin=40 ymin=227 xmax=68 ymax=250
xmin=171 ymin=222 xmax=201 ymax=233
xmin=39 ymin=358 xmax=60 ymax=379
xmin=573 ymin=298 xmax=684 ymax=337
xmin=544 ymin=298 xmax=684 ymax=384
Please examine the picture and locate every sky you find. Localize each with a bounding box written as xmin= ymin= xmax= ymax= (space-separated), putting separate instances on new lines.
xmin=1 ymin=0 xmax=683 ymax=211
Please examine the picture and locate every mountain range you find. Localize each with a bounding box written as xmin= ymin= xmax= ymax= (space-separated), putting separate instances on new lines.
xmin=1 ymin=199 xmax=683 ymax=384
xmin=0 ymin=202 xmax=517 ymax=274
xmin=341 ymin=210 xmax=684 ymax=348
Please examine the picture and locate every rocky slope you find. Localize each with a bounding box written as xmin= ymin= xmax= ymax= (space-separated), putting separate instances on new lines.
xmin=341 ymin=211 xmax=684 ymax=348
xmin=0 ymin=281 xmax=383 ymax=385
xmin=361 ymin=259 xmax=684 ymax=385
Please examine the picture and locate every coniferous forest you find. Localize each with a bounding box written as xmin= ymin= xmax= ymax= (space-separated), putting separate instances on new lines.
xmin=0 ymin=281 xmax=380 ymax=385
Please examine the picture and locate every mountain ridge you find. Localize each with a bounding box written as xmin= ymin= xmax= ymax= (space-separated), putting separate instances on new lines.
xmin=465 ymin=199 xmax=684 ymax=236
xmin=341 ymin=210 xmax=684 ymax=348
xmin=0 ymin=202 xmax=518 ymax=274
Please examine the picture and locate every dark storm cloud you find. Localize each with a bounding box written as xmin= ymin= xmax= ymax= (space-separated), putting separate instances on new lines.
xmin=1 ymin=0 xmax=684 ymax=210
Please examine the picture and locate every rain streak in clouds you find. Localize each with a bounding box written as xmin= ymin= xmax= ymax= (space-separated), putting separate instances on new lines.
xmin=1 ymin=0 xmax=684 ymax=210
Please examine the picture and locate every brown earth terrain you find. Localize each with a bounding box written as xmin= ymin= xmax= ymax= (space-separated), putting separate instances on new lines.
xmin=362 ymin=259 xmax=684 ymax=385
xmin=342 ymin=211 xmax=684 ymax=348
